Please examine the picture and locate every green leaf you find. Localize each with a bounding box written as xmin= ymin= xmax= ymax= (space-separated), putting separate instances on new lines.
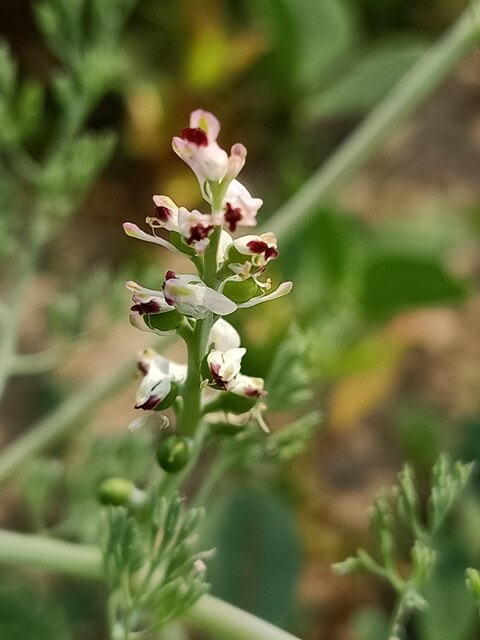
xmin=284 ymin=0 xmax=355 ymax=90
xmin=249 ymin=0 xmax=354 ymax=97
xmin=303 ymin=39 xmax=427 ymax=120
xmin=209 ymin=487 xmax=301 ymax=629
xmin=360 ymin=253 xmax=467 ymax=320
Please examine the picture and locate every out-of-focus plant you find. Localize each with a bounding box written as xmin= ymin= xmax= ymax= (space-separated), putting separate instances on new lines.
xmin=335 ymin=456 xmax=474 ymax=639
xmin=0 ymin=0 xmax=138 ymax=400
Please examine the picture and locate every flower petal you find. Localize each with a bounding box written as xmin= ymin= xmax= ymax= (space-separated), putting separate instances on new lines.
xmin=123 ymin=222 xmax=184 ymax=256
xmin=236 ymin=281 xmax=293 ymax=308
xmin=209 ymin=318 xmax=241 ymax=351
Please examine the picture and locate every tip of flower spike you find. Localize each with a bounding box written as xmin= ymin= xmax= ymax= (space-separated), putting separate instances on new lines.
xmin=190 ymin=109 xmax=220 ymax=139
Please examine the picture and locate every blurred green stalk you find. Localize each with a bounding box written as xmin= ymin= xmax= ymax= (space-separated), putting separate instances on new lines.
xmin=0 ymin=529 xmax=302 ymax=640
xmin=0 ymin=338 xmax=173 ymax=486
xmin=267 ymin=2 xmax=480 ymax=241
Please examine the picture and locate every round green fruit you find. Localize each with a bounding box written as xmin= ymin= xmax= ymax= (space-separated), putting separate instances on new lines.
xmin=145 ymin=309 xmax=183 ymax=332
xmin=156 ymin=435 xmax=193 ymax=473
xmin=97 ymin=477 xmax=134 ymax=506
xmin=218 ymin=391 xmax=257 ymax=414
xmin=222 ymin=279 xmax=260 ymax=304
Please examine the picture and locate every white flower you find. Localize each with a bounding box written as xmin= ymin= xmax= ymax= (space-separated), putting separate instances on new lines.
xmin=208 ymin=318 xmax=241 ymax=351
xmin=172 ymin=110 xmax=247 ymax=201
xmin=220 ymin=180 xmax=263 ymax=231
xmin=163 ymin=271 xmax=237 ymax=319
xmin=226 ymin=232 xmax=279 ymax=276
xmin=146 ymin=195 xmax=179 ymax=231
xmin=135 ymin=349 xmax=186 ymax=410
xmin=207 ymin=347 xmax=246 ymax=390
xmin=230 ymin=374 xmax=266 ymax=399
xmin=177 ymin=207 xmax=214 ymax=255
xmin=126 ymin=281 xmax=179 ymax=335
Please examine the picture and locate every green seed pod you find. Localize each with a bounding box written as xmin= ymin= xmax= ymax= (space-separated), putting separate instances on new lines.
xmin=222 ymin=279 xmax=261 ymax=304
xmin=145 ymin=309 xmax=183 ymax=332
xmin=156 ymin=435 xmax=193 ymax=473
xmin=227 ymin=245 xmax=248 ymax=265
xmin=209 ymin=421 xmax=246 ymax=436
xmin=217 ymin=391 xmax=257 ymax=414
xmin=97 ymin=477 xmax=134 ymax=506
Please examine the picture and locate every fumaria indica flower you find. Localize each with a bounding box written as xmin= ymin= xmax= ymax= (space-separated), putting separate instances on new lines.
xmin=225 ymin=232 xmax=279 ymax=276
xmin=127 ymin=280 xmax=183 ymax=335
xmin=172 ymin=109 xmax=246 ymax=194
xmin=135 ymin=349 xmax=186 ymax=410
xmin=163 ymin=271 xmax=236 ymax=319
xmin=219 ymin=179 xmax=263 ymax=231
xmin=206 ymin=346 xmax=246 ymax=390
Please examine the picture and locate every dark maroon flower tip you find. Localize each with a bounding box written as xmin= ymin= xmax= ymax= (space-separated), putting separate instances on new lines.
xmin=181 ymin=127 xmax=209 ymax=147
xmin=244 ymin=387 xmax=267 ymax=398
xmin=188 ymin=224 xmax=214 ymax=245
xmin=135 ymin=396 xmax=160 ymax=410
xmin=131 ymin=299 xmax=162 ymax=315
xmin=137 ymin=361 xmax=149 ymax=375
xmin=246 ymin=240 xmax=278 ymax=260
xmin=153 ymin=205 xmax=172 ymax=222
xmin=224 ymin=203 xmax=243 ymax=232
xmin=165 ymin=270 xmax=177 ymax=281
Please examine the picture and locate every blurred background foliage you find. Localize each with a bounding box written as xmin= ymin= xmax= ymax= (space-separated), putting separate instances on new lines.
xmin=2 ymin=0 xmax=480 ymax=639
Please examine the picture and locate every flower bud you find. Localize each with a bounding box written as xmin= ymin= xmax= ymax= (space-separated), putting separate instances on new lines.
xmin=97 ymin=478 xmax=135 ymax=506
xmin=215 ymin=391 xmax=258 ymax=414
xmin=144 ymin=309 xmax=184 ymax=332
xmin=156 ymin=435 xmax=193 ymax=473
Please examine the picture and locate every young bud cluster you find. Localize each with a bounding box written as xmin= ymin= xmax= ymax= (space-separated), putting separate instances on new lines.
xmin=123 ymin=110 xmax=292 ymax=438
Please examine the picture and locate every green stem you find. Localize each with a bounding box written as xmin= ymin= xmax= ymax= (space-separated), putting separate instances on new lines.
xmin=0 ymin=529 xmax=302 ymax=640
xmin=0 ymin=227 xmax=40 ymax=400
xmin=203 ymin=226 xmax=221 ymax=288
xmin=0 ymin=338 xmax=174 ymax=486
xmin=266 ymin=2 xmax=480 ymax=242
xmin=388 ymin=595 xmax=410 ymax=640
xmin=186 ymin=594 xmax=301 ymax=640
xmin=0 ymin=529 xmax=103 ymax=579
xmin=180 ymin=322 xmax=203 ymax=437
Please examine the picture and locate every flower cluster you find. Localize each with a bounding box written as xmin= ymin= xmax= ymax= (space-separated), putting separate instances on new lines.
xmin=123 ymin=109 xmax=292 ymax=434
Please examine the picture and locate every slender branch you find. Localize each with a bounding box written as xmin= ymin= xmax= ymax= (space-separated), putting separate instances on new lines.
xmin=180 ymin=322 xmax=203 ymax=437
xmin=0 ymin=529 xmax=103 ymax=580
xmin=186 ymin=595 xmax=301 ymax=640
xmin=266 ymin=2 xmax=480 ymax=242
xmin=9 ymin=347 xmax=63 ymax=376
xmin=0 ymin=529 xmax=302 ymax=640
xmin=388 ymin=595 xmax=410 ymax=640
xmin=0 ymin=338 xmax=174 ymax=486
